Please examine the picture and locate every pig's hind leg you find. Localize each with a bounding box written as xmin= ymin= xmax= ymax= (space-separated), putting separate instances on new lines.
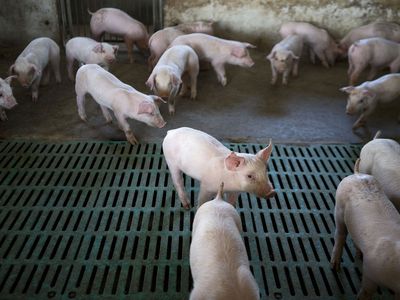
xmin=100 ymin=105 xmax=113 ymax=123
xmin=50 ymin=48 xmax=62 ymax=83
xmin=165 ymin=161 xmax=191 ymax=209
xmin=211 ymin=61 xmax=227 ymax=86
xmin=330 ymin=204 xmax=348 ymax=271
xmin=357 ymin=276 xmax=377 ymax=300
xmin=76 ymin=91 xmax=88 ymax=122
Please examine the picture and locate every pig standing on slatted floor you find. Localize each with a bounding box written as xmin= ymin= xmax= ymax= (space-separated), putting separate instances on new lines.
xmin=0 ymin=76 xmax=17 ymax=121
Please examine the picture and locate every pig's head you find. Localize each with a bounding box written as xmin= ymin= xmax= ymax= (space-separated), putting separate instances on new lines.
xmin=267 ymin=50 xmax=299 ymax=73
xmin=229 ymin=43 xmax=256 ymax=67
xmin=9 ymin=58 xmax=41 ymax=88
xmin=136 ymin=96 xmax=167 ymax=128
xmin=0 ymin=76 xmax=17 ymax=109
xmin=146 ymin=68 xmax=182 ymax=99
xmin=224 ymin=140 xmax=276 ymax=199
xmin=340 ymin=86 xmax=376 ymax=115
xmin=92 ymin=43 xmax=119 ymax=65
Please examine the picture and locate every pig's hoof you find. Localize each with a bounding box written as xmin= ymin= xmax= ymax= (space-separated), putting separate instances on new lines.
xmin=183 ymin=203 xmax=191 ymax=210
xmin=126 ymin=134 xmax=139 ymax=145
xmin=330 ymin=260 xmax=341 ymax=272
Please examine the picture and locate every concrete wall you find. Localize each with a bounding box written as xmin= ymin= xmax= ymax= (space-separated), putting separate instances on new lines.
xmin=0 ymin=0 xmax=59 ymax=46
xmin=164 ymin=0 xmax=400 ymax=50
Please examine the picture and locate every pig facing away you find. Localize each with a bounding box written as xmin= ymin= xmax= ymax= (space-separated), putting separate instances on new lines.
xmin=162 ymin=127 xmax=275 ymax=209
xmin=331 ymin=164 xmax=400 ymax=299
xmin=347 ymin=37 xmax=400 ymax=85
xmin=359 ymin=133 xmax=400 ymax=211
xmin=339 ymin=21 xmax=400 ymax=55
xmin=65 ymin=37 xmax=119 ymax=81
xmin=170 ymin=33 xmax=255 ymax=86
xmin=146 ymin=45 xmax=199 ymax=115
xmin=75 ymin=64 xmax=166 ymax=145
xmin=190 ymin=183 xmax=260 ymax=300
xmin=0 ymin=76 xmax=18 ymax=121
xmin=88 ymin=7 xmax=149 ymax=64
xmin=148 ymin=21 xmax=214 ymax=69
xmin=279 ymin=21 xmax=340 ymax=68
xmin=340 ymin=73 xmax=400 ymax=130
xmin=9 ymin=37 xmax=61 ymax=102
xmin=266 ymin=34 xmax=303 ymax=85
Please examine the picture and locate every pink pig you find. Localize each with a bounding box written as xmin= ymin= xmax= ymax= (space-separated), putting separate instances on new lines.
xmin=88 ymin=7 xmax=149 ymax=64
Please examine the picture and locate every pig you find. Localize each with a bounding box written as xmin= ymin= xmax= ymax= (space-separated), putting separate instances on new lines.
xmin=330 ymin=160 xmax=400 ymax=299
xmin=340 ymin=73 xmax=400 ymax=130
xmin=162 ymin=127 xmax=276 ymax=209
xmin=190 ymin=182 xmax=260 ymax=300
xmin=65 ymin=37 xmax=119 ymax=81
xmin=148 ymin=21 xmax=214 ymax=69
xmin=170 ymin=33 xmax=256 ymax=86
xmin=347 ymin=37 xmax=400 ymax=85
xmin=358 ymin=131 xmax=400 ymax=211
xmin=88 ymin=8 xmax=149 ymax=64
xmin=0 ymin=76 xmax=18 ymax=121
xmin=75 ymin=64 xmax=166 ymax=145
xmin=339 ymin=21 xmax=400 ymax=56
xmin=146 ymin=45 xmax=199 ymax=115
xmin=9 ymin=37 xmax=61 ymax=102
xmin=266 ymin=34 xmax=303 ymax=85
xmin=279 ymin=21 xmax=340 ymax=68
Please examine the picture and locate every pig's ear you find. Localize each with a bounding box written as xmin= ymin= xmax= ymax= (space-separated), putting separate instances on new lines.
xmin=225 ymin=152 xmax=245 ymax=171
xmin=257 ymin=139 xmax=273 ymax=162
xmin=243 ymin=42 xmax=257 ymax=49
xmin=29 ymin=65 xmax=41 ymax=77
xmin=112 ymin=45 xmax=119 ymax=55
xmin=9 ymin=64 xmax=16 ymax=76
xmin=146 ymin=74 xmax=155 ymax=90
xmin=290 ymin=52 xmax=300 ymax=60
xmin=171 ymin=74 xmax=182 ymax=86
xmin=362 ymin=89 xmax=376 ymax=99
xmin=138 ymin=101 xmax=155 ymax=114
xmin=150 ymin=95 xmax=167 ymax=106
xmin=266 ymin=51 xmax=276 ymax=60
xmin=92 ymin=43 xmax=104 ymax=53
xmin=339 ymin=86 xmax=354 ymax=94
xmin=4 ymin=75 xmax=17 ymax=85
xmin=231 ymin=47 xmax=246 ymax=58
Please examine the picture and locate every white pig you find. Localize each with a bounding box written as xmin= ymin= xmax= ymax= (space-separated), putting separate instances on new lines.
xmin=148 ymin=21 xmax=214 ymax=69
xmin=162 ymin=127 xmax=276 ymax=209
xmin=331 ymin=161 xmax=400 ymax=299
xmin=170 ymin=33 xmax=256 ymax=86
xmin=9 ymin=37 xmax=61 ymax=102
xmin=340 ymin=73 xmax=400 ymax=130
xmin=266 ymin=34 xmax=303 ymax=85
xmin=339 ymin=21 xmax=400 ymax=55
xmin=75 ymin=64 xmax=166 ymax=145
xmin=88 ymin=8 xmax=149 ymax=64
xmin=65 ymin=37 xmax=119 ymax=81
xmin=280 ymin=21 xmax=340 ymax=68
xmin=190 ymin=183 xmax=260 ymax=300
xmin=347 ymin=37 xmax=400 ymax=85
xmin=0 ymin=76 xmax=18 ymax=121
xmin=359 ymin=132 xmax=400 ymax=211
xmin=146 ymin=45 xmax=199 ymax=115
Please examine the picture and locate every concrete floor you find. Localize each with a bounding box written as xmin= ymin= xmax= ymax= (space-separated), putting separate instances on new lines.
xmin=0 ymin=47 xmax=399 ymax=144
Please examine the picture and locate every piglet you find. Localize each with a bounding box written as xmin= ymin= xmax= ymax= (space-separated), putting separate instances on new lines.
xmin=331 ymin=160 xmax=400 ymax=299
xmin=146 ymin=45 xmax=199 ymax=115
xmin=66 ymin=37 xmax=119 ymax=81
xmin=88 ymin=8 xmax=149 ymax=64
xmin=75 ymin=64 xmax=166 ymax=145
xmin=9 ymin=37 xmax=61 ymax=102
xmin=347 ymin=37 xmax=400 ymax=85
xmin=280 ymin=21 xmax=340 ymax=68
xmin=359 ymin=131 xmax=400 ymax=211
xmin=0 ymin=76 xmax=17 ymax=121
xmin=339 ymin=21 xmax=400 ymax=55
xmin=170 ymin=33 xmax=256 ymax=86
xmin=267 ymin=34 xmax=303 ymax=85
xmin=340 ymin=73 xmax=400 ymax=130
xmin=162 ymin=127 xmax=275 ymax=209
xmin=190 ymin=183 xmax=260 ymax=300
xmin=148 ymin=21 xmax=214 ymax=69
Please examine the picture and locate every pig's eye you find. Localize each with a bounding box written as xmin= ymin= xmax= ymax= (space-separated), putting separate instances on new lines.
xmin=0 ymin=93 xmax=2 ymax=97
xmin=247 ymin=174 xmax=254 ymax=180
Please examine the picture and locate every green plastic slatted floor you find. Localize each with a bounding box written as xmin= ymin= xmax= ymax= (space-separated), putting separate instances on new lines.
xmin=0 ymin=141 xmax=393 ymax=299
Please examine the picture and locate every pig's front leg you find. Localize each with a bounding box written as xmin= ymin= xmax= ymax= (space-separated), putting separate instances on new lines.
xmin=282 ymin=68 xmax=290 ymax=85
xmin=0 ymin=108 xmax=7 ymax=121
xmin=167 ymin=95 xmax=176 ymax=116
xmin=292 ymin=60 xmax=299 ymax=77
xmin=115 ymin=112 xmax=138 ymax=145
xmin=227 ymin=192 xmax=239 ymax=206
xmin=197 ymin=184 xmax=214 ymax=208
xmin=100 ymin=105 xmax=113 ymax=123
xmin=357 ymin=276 xmax=377 ymax=300
xmin=270 ymin=64 xmax=278 ymax=85
xmin=212 ymin=61 xmax=227 ymax=86
xmin=50 ymin=52 xmax=62 ymax=83
xmin=314 ymin=48 xmax=330 ymax=68
xmin=31 ymin=77 xmax=41 ymax=103
xmin=309 ymin=49 xmax=316 ymax=64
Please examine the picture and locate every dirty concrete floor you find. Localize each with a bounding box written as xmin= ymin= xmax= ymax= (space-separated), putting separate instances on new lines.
xmin=0 ymin=48 xmax=399 ymax=145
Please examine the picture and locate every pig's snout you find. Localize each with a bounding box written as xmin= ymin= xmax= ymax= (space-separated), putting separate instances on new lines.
xmin=246 ymin=59 xmax=255 ymax=67
xmin=265 ymin=190 xmax=276 ymax=199
xmin=6 ymin=97 xmax=18 ymax=109
xmin=157 ymin=120 xmax=166 ymax=128
xmin=346 ymin=108 xmax=355 ymax=115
